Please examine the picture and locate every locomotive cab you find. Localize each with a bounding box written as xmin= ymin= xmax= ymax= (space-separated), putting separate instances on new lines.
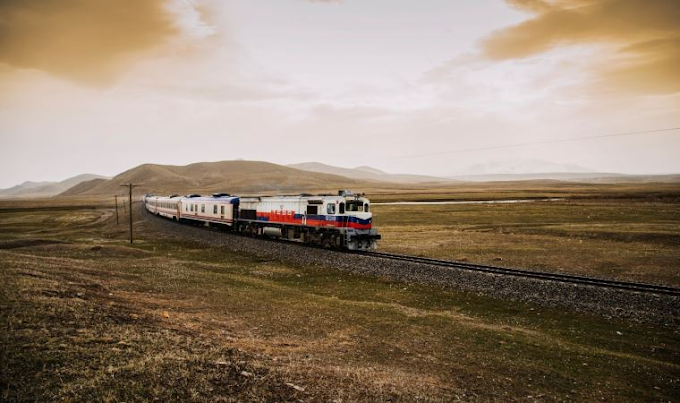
xmin=339 ymin=198 xmax=371 ymax=223
xmin=335 ymin=191 xmax=380 ymax=250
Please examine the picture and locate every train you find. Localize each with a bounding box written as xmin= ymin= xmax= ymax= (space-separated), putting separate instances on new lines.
xmin=143 ymin=190 xmax=381 ymax=250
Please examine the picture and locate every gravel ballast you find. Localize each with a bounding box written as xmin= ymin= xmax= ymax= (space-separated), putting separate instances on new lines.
xmin=143 ymin=208 xmax=680 ymax=326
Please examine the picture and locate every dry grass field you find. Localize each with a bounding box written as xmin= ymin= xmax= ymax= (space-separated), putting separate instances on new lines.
xmin=1 ymin=193 xmax=679 ymax=401
xmin=367 ymin=181 xmax=680 ymax=203
xmin=373 ymin=198 xmax=680 ymax=286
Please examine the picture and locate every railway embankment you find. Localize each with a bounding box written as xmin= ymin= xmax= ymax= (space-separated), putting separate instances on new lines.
xmin=143 ymin=208 xmax=680 ymax=326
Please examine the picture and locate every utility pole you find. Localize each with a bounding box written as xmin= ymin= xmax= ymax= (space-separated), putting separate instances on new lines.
xmin=115 ymin=195 xmax=119 ymax=225
xmin=121 ymin=184 xmax=139 ymax=243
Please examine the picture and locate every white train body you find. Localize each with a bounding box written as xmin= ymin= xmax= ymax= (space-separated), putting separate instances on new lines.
xmin=143 ymin=194 xmax=238 ymax=226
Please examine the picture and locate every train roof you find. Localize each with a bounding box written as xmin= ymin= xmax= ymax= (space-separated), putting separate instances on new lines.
xmin=182 ymin=196 xmax=239 ymax=202
xmin=239 ymin=190 xmax=366 ymax=199
xmin=148 ymin=194 xmax=239 ymax=203
xmin=239 ymin=194 xmax=367 ymax=203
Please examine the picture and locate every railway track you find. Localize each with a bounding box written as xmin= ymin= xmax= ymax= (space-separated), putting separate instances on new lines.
xmin=145 ymin=209 xmax=680 ymax=297
xmin=355 ymin=251 xmax=680 ymax=296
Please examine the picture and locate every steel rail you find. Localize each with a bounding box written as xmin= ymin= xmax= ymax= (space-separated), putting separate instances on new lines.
xmin=355 ymin=251 xmax=680 ymax=296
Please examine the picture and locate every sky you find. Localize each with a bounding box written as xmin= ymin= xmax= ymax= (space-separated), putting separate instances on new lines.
xmin=1 ymin=0 xmax=679 ymax=187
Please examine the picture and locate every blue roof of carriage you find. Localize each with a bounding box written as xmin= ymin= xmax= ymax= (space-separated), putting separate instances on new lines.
xmin=150 ymin=195 xmax=239 ymax=203
xmin=182 ymin=196 xmax=239 ymax=203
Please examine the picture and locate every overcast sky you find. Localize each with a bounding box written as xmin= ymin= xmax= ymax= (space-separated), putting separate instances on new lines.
xmin=1 ymin=0 xmax=679 ymax=187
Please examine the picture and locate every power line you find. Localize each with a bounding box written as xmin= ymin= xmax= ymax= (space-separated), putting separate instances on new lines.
xmin=374 ymin=126 xmax=680 ymax=161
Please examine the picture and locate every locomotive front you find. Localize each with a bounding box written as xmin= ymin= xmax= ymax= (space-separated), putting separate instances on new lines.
xmin=336 ymin=190 xmax=381 ymax=250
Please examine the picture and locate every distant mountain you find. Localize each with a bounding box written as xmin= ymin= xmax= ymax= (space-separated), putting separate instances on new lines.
xmin=578 ymin=174 xmax=680 ymax=184
xmin=0 ymin=181 xmax=52 ymax=194
xmin=61 ymin=160 xmax=373 ymax=197
xmin=449 ymin=172 xmax=680 ymax=183
xmin=288 ymin=162 xmax=451 ymax=184
xmin=449 ymin=172 xmax=624 ymax=182
xmin=354 ymin=166 xmax=387 ymax=175
xmin=0 ymin=174 xmax=109 ymax=198
xmin=447 ymin=159 xmax=680 ymax=182
xmin=457 ymin=159 xmax=594 ymax=176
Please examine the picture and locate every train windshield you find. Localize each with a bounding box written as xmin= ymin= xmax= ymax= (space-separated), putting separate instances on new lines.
xmin=346 ymin=201 xmax=365 ymax=212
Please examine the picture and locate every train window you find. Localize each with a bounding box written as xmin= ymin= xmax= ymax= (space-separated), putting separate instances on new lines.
xmin=201 ymin=204 xmax=205 ymax=213
xmin=326 ymin=204 xmax=335 ymax=214
xmin=364 ymin=203 xmax=369 ymax=212
xmin=221 ymin=206 xmax=224 ymax=215
xmin=339 ymin=202 xmax=345 ymax=214
xmin=213 ymin=205 xmax=218 ymax=214
xmin=306 ymin=205 xmax=318 ymax=215
xmin=346 ymin=201 xmax=364 ymax=212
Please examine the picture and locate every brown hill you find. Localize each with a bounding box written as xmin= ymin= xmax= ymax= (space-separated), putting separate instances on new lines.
xmin=287 ymin=162 xmax=452 ymax=184
xmin=0 ymin=174 xmax=109 ymax=199
xmin=60 ymin=160 xmax=372 ymax=197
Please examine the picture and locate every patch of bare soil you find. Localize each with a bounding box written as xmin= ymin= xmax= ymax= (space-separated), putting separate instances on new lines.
xmin=0 ymin=239 xmax=67 ymax=250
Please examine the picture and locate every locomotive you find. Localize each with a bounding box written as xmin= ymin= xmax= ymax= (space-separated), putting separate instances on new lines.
xmin=143 ymin=190 xmax=380 ymax=250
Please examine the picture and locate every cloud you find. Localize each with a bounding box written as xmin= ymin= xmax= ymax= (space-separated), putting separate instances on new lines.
xmin=0 ymin=0 xmax=198 ymax=84
xmin=480 ymin=0 xmax=680 ymax=95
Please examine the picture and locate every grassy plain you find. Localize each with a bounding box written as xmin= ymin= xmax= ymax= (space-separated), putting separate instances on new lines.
xmin=367 ymin=181 xmax=680 ymax=203
xmin=373 ymin=198 xmax=680 ymax=286
xmin=1 ymin=194 xmax=679 ymax=401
